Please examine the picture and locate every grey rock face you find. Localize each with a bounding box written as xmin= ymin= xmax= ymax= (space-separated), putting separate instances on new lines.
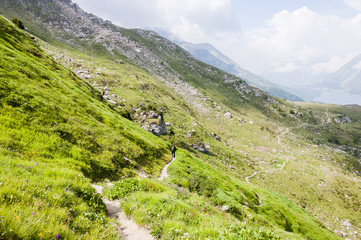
xmin=137 ymin=111 xmax=167 ymax=136
xmin=191 ymin=144 xmax=207 ymax=153
xmin=149 ymin=121 xmax=167 ymax=136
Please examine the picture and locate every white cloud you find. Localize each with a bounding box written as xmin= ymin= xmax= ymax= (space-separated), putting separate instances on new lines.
xmin=311 ymin=54 xmax=356 ymax=74
xmin=244 ymin=8 xmax=333 ymax=69
xmin=345 ymin=0 xmax=361 ymax=11
xmin=73 ymin=0 xmax=241 ymax=43
xmin=273 ymin=62 xmax=300 ymax=73
xmin=229 ymin=6 xmax=361 ymax=80
xmin=352 ymin=60 xmax=361 ymax=70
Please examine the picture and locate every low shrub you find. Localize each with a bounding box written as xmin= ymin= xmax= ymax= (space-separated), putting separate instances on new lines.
xmin=11 ymin=18 xmax=24 ymax=30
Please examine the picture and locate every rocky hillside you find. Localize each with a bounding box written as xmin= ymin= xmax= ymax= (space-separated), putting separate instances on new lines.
xmin=0 ymin=15 xmax=171 ymax=239
xmin=0 ymin=0 xmax=280 ymax=117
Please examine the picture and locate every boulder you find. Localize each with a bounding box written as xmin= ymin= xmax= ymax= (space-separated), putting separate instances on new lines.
xmin=224 ymin=112 xmax=233 ymax=119
xmin=107 ymin=100 xmax=117 ymax=105
xmin=138 ymin=111 xmax=167 ymax=136
xmin=149 ymin=121 xmax=167 ymax=136
xmin=191 ymin=144 xmax=207 ymax=154
xmin=148 ymin=111 xmax=159 ymax=119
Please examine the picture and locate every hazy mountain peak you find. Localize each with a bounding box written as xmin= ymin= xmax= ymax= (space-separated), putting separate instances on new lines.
xmin=174 ymin=39 xmax=304 ymax=101
xmin=318 ymin=54 xmax=361 ymax=95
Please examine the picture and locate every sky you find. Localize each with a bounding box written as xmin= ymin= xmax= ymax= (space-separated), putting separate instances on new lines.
xmin=72 ymin=0 xmax=361 ymax=87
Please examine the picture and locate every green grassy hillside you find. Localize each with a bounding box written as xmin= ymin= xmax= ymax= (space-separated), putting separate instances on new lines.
xmin=0 ymin=15 xmax=343 ymax=239
xmin=0 ymin=14 xmax=348 ymax=239
xmin=38 ymin=27 xmax=361 ymax=239
xmin=0 ymin=16 xmax=171 ymax=239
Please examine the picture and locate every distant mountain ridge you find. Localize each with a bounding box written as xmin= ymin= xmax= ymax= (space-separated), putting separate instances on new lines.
xmin=175 ymin=40 xmax=304 ymax=102
xmin=317 ymin=54 xmax=361 ymax=95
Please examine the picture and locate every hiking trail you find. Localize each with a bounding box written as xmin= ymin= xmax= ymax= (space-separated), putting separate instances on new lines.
xmin=90 ymin=157 xmax=176 ymax=239
xmin=91 ymin=184 xmax=154 ymax=240
xmin=158 ymin=157 xmax=175 ymax=180
xmin=325 ymin=108 xmax=331 ymax=124
xmin=246 ymin=127 xmax=291 ymax=183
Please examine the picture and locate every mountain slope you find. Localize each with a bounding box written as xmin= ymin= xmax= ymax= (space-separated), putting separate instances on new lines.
xmin=0 ymin=15 xmax=172 ymax=239
xmin=176 ymin=41 xmax=304 ymax=102
xmin=317 ymin=54 xmax=361 ymax=95
xmin=0 ymin=0 xmax=279 ymax=117
xmin=0 ymin=15 xmax=342 ymax=240
xmin=1 ymin=0 xmax=361 ymax=239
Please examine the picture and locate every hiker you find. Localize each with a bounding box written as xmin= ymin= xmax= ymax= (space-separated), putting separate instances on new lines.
xmin=171 ymin=143 xmax=177 ymax=159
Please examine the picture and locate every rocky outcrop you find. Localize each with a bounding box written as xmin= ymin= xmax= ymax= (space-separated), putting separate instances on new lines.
xmin=137 ymin=111 xmax=167 ymax=136
xmin=334 ymin=116 xmax=352 ymax=124
xmin=191 ymin=143 xmax=213 ymax=155
xmin=191 ymin=144 xmax=207 ymax=153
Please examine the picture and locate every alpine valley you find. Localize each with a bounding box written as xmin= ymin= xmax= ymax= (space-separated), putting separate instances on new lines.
xmin=0 ymin=0 xmax=360 ymax=239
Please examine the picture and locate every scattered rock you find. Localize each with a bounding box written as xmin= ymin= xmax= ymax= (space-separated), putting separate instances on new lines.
xmin=148 ymin=121 xmax=167 ymax=136
xmin=91 ymin=184 xmax=104 ymax=195
xmin=191 ymin=144 xmax=212 ymax=154
xmin=238 ymin=118 xmax=247 ymax=123
xmin=220 ymin=205 xmax=229 ymax=211
xmin=212 ymin=133 xmax=220 ymax=141
xmin=124 ymin=156 xmax=134 ymax=164
xmin=108 ymin=100 xmax=117 ymax=105
xmin=342 ymin=219 xmax=352 ymax=229
xmin=148 ymin=111 xmax=160 ymax=119
xmin=224 ymin=112 xmax=233 ymax=119
xmin=135 ymin=110 xmax=168 ymax=136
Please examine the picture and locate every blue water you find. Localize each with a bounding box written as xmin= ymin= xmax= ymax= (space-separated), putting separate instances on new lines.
xmin=313 ymin=90 xmax=361 ymax=105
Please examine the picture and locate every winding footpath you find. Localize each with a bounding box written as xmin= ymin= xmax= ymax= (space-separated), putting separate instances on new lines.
xmin=157 ymin=157 xmax=175 ymax=180
xmin=246 ymin=127 xmax=291 ymax=183
xmin=92 ymin=184 xmax=154 ymax=240
xmin=245 ymin=117 xmax=325 ymax=184
xmin=91 ymin=157 xmax=176 ymax=239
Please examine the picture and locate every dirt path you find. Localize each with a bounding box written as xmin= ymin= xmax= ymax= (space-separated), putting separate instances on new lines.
xmin=255 ymin=193 xmax=263 ymax=207
xmin=245 ymin=169 xmax=272 ymax=183
xmin=246 ymin=128 xmax=290 ymax=183
xmin=158 ymin=157 xmax=175 ymax=180
xmin=90 ymin=157 xmax=176 ymax=239
xmin=325 ymin=108 xmax=331 ymax=124
xmin=92 ymin=185 xmax=154 ymax=240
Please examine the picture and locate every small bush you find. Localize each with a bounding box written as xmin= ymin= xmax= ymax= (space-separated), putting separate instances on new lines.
xmin=188 ymin=172 xmax=216 ymax=197
xmin=11 ymin=18 xmax=24 ymax=30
